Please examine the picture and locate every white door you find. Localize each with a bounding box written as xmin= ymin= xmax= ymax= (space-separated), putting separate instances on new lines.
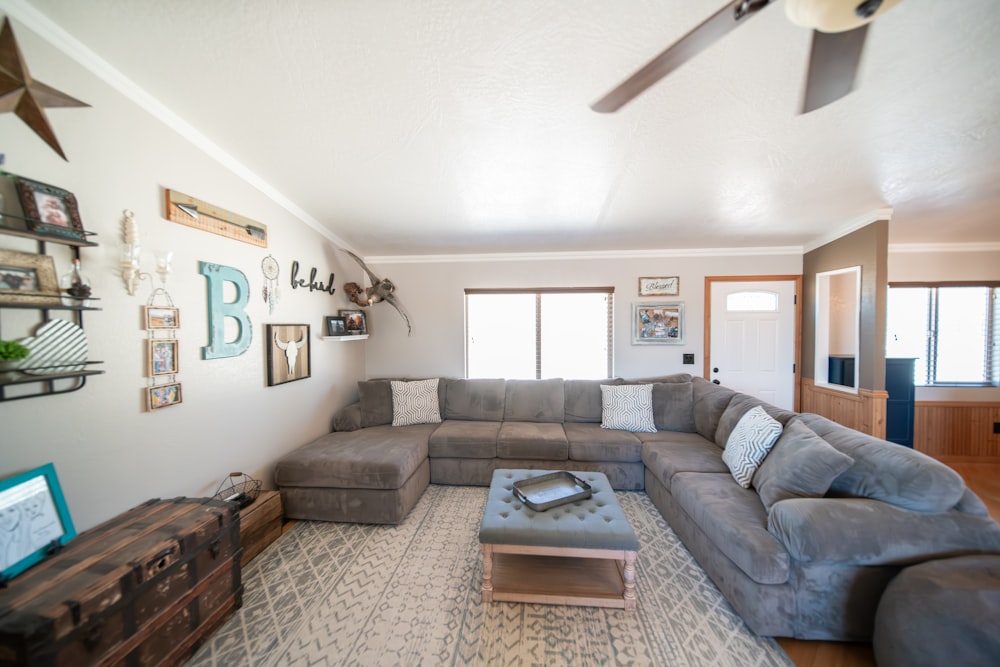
xmin=709 ymin=280 xmax=797 ymax=410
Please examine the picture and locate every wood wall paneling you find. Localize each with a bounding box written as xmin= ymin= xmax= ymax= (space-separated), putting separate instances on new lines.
xmin=913 ymin=402 xmax=1000 ymax=459
xmin=800 ymin=378 xmax=887 ymax=438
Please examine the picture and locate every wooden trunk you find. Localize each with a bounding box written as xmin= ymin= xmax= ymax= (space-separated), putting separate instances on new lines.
xmin=238 ymin=491 xmax=282 ymax=567
xmin=0 ymin=497 xmax=242 ymax=667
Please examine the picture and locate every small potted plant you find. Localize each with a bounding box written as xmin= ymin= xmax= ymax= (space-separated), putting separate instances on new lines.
xmin=0 ymin=339 xmax=30 ymax=372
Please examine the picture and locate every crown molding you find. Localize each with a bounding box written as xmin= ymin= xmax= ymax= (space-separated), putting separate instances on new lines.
xmin=0 ymin=0 xmax=356 ymax=251
xmin=889 ymin=242 xmax=1000 ymax=254
xmin=801 ymin=207 xmax=894 ymax=253
xmin=364 ymin=245 xmax=804 ymax=265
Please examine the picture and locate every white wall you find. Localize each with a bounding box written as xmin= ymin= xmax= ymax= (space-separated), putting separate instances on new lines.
xmin=361 ymin=253 xmax=803 ymax=379
xmin=0 ymin=21 xmax=364 ymax=531
xmin=888 ymin=247 xmax=1000 ymax=402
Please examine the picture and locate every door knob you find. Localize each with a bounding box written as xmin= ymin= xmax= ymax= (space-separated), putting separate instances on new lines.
xmin=712 ymin=367 xmax=719 ymax=373
xmin=712 ymin=379 xmax=720 ymax=385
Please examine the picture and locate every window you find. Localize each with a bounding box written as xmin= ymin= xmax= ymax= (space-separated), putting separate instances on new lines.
xmin=465 ymin=288 xmax=613 ymax=379
xmin=887 ymin=284 xmax=999 ymax=386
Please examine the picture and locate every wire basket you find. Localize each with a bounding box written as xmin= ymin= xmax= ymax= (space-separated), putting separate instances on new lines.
xmin=213 ymin=472 xmax=261 ymax=509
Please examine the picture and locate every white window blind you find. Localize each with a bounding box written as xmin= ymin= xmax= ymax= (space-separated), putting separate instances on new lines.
xmin=887 ymin=283 xmax=999 ymax=386
xmin=465 ymin=288 xmax=614 ymax=379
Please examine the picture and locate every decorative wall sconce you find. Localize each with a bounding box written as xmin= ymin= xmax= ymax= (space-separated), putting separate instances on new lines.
xmin=120 ymin=209 xmax=172 ymax=296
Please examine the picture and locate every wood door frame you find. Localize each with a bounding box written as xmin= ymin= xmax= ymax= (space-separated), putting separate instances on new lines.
xmin=704 ymin=275 xmax=803 ymax=412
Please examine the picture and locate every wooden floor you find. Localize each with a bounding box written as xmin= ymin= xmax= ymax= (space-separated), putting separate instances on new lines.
xmin=776 ymin=459 xmax=1000 ymax=667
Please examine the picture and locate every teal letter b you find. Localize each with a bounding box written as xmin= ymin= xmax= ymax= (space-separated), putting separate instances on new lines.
xmin=200 ymin=261 xmax=252 ymax=359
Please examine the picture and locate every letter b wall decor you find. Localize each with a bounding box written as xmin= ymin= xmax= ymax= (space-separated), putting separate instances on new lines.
xmin=200 ymin=261 xmax=252 ymax=359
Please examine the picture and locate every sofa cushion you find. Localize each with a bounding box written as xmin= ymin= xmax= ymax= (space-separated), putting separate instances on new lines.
xmin=796 ymin=413 xmax=967 ymax=513
xmin=564 ymin=422 xmax=643 ymax=462
xmin=497 ymin=422 xmax=568 ymax=460
xmin=624 ymin=373 xmax=692 ymax=384
xmin=671 ymin=472 xmax=790 ymax=584
xmin=564 ymin=378 xmax=623 ymax=423
xmin=274 ymin=424 xmax=434 ymax=490
xmin=442 ymin=378 xmax=507 ymax=421
xmin=752 ymin=418 xmax=855 ymax=511
xmin=504 ymin=378 xmax=565 ymax=422
xmin=600 ymin=384 xmax=656 ymax=432
xmin=358 ymin=379 xmax=394 ymax=427
xmin=651 ymin=382 xmax=696 ymax=432
xmin=715 ymin=393 xmax=797 ymax=449
xmin=391 ymin=378 xmax=442 ymax=426
xmin=640 ymin=434 xmax=728 ymax=490
xmin=722 ymin=406 xmax=783 ymax=488
xmin=692 ymin=377 xmax=737 ymax=443
xmin=428 ymin=420 xmax=499 ymax=458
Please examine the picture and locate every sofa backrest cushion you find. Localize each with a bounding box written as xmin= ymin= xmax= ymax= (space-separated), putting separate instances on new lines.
xmin=797 ymin=412 xmax=967 ymax=513
xmin=714 ymin=393 xmax=797 ymax=449
xmin=624 ymin=373 xmax=693 ymax=384
xmin=504 ymin=378 xmax=565 ymax=422
xmin=442 ymin=378 xmax=507 ymax=421
xmin=692 ymin=377 xmax=737 ymax=443
xmin=564 ymin=378 xmax=623 ymax=423
xmin=752 ymin=417 xmax=855 ymax=511
xmin=651 ymin=382 xmax=696 ymax=432
xmin=358 ymin=380 xmax=394 ymax=427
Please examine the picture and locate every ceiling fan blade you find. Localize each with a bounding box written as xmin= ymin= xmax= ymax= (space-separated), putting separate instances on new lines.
xmin=800 ymin=24 xmax=868 ymax=114
xmin=592 ymin=0 xmax=774 ymax=113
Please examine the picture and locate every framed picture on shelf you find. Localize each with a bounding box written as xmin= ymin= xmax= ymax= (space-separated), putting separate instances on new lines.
xmin=0 ymin=249 xmax=60 ymax=306
xmin=325 ymin=316 xmax=346 ymax=336
xmin=266 ymin=324 xmax=311 ymax=386
xmin=147 ymin=382 xmax=183 ymax=410
xmin=144 ymin=306 xmax=180 ymax=330
xmin=638 ymin=276 xmax=680 ymax=296
xmin=633 ymin=302 xmax=685 ymax=345
xmin=0 ymin=462 xmax=77 ymax=580
xmin=13 ymin=177 xmax=86 ymax=240
xmin=340 ymin=309 xmax=366 ymax=334
xmin=148 ymin=339 xmax=179 ymax=376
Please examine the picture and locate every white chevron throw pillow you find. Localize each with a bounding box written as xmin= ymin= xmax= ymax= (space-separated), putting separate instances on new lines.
xmin=723 ymin=405 xmax=783 ymax=488
xmin=391 ymin=378 xmax=442 ymax=426
xmin=600 ymin=384 xmax=657 ymax=433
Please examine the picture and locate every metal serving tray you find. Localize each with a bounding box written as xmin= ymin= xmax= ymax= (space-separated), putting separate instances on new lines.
xmin=511 ymin=471 xmax=593 ymax=511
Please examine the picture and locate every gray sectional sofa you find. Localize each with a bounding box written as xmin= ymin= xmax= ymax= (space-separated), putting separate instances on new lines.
xmin=274 ymin=374 xmax=1000 ymax=640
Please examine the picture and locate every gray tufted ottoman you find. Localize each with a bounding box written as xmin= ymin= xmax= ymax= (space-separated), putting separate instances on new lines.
xmin=479 ymin=469 xmax=639 ymax=610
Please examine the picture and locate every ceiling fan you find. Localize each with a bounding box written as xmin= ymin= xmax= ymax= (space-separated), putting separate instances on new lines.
xmin=592 ymin=0 xmax=902 ymax=114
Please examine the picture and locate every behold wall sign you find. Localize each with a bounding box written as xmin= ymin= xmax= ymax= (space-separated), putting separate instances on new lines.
xmin=290 ymin=261 xmax=335 ymax=296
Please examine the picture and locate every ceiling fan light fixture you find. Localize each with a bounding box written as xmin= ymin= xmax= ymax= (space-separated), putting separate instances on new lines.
xmin=785 ymin=0 xmax=902 ymax=33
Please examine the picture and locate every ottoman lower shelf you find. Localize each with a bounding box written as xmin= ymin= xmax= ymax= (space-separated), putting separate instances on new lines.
xmin=482 ymin=544 xmax=637 ymax=610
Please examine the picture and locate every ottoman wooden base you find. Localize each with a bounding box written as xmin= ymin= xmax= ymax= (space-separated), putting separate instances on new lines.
xmin=482 ymin=544 xmax=637 ymax=610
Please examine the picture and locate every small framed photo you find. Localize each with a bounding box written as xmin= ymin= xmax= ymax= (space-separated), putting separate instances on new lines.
xmin=638 ymin=276 xmax=680 ymax=296
xmin=267 ymin=324 xmax=311 ymax=386
xmin=148 ymin=339 xmax=179 ymax=376
xmin=633 ymin=302 xmax=685 ymax=345
xmin=147 ymin=382 xmax=183 ymax=410
xmin=14 ymin=177 xmax=86 ymax=240
xmin=0 ymin=462 xmax=76 ymax=580
xmin=340 ymin=309 xmax=367 ymax=334
xmin=144 ymin=306 xmax=180 ymax=330
xmin=325 ymin=316 xmax=347 ymax=336
xmin=0 ymin=249 xmax=60 ymax=306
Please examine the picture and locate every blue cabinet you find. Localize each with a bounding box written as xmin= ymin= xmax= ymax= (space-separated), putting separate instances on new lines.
xmin=885 ymin=358 xmax=916 ymax=447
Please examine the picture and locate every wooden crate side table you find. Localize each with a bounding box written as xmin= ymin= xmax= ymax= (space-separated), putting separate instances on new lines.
xmin=239 ymin=490 xmax=283 ymax=566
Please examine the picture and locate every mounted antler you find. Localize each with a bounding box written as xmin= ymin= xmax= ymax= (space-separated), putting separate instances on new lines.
xmin=341 ymin=249 xmax=413 ymax=335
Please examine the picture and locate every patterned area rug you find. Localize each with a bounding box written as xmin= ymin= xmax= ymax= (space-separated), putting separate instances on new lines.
xmin=187 ymin=485 xmax=793 ymax=667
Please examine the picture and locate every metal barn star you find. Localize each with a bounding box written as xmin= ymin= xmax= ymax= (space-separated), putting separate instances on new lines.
xmin=0 ymin=17 xmax=89 ymax=161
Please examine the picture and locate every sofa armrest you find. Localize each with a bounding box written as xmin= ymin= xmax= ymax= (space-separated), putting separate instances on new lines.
xmin=767 ymin=497 xmax=1000 ymax=565
xmin=333 ymin=402 xmax=363 ymax=432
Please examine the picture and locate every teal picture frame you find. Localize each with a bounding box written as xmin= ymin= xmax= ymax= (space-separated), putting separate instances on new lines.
xmin=0 ymin=462 xmax=76 ymax=582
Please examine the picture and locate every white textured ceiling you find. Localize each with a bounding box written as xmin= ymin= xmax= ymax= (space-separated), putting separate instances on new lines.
xmin=11 ymin=0 xmax=1000 ymax=255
